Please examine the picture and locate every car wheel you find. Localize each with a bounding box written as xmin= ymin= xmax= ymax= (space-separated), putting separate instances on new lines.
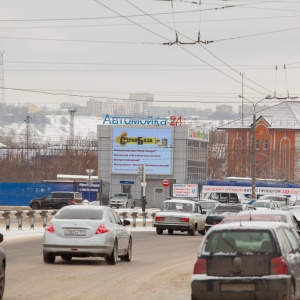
xmin=125 ymin=202 xmax=128 ymax=208
xmin=188 ymin=226 xmax=196 ymax=236
xmin=43 ymin=251 xmax=55 ymax=264
xmin=61 ymin=255 xmax=72 ymax=261
xmin=199 ymin=228 xmax=206 ymax=235
xmin=156 ymin=228 xmax=163 ymax=235
xmin=0 ymin=262 xmax=5 ymax=300
xmin=31 ymin=203 xmax=40 ymax=210
xmin=106 ymin=240 xmax=118 ymax=265
xmin=131 ymin=201 xmax=136 ymax=208
xmin=168 ymin=229 xmax=174 ymax=235
xmin=121 ymin=237 xmax=132 ymax=262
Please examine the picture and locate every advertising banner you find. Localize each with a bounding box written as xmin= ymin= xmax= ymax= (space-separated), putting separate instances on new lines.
xmin=202 ymin=185 xmax=300 ymax=196
xmin=112 ymin=127 xmax=173 ymax=175
xmin=173 ymin=184 xmax=198 ymax=198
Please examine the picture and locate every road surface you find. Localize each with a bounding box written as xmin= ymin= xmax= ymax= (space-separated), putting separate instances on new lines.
xmin=2 ymin=230 xmax=202 ymax=300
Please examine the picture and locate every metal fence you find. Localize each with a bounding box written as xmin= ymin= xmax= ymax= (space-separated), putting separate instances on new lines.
xmin=0 ymin=210 xmax=157 ymax=231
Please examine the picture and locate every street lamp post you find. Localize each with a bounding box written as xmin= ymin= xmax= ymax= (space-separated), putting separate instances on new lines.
xmin=238 ymin=95 xmax=272 ymax=199
xmin=86 ymin=169 xmax=94 ymax=202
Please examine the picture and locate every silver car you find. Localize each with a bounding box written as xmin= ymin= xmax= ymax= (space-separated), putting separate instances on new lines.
xmin=109 ymin=193 xmax=135 ymax=208
xmin=43 ymin=206 xmax=132 ymax=265
xmin=154 ymin=199 xmax=207 ymax=235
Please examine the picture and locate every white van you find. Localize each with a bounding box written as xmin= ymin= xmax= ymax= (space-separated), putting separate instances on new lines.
xmin=203 ymin=192 xmax=247 ymax=204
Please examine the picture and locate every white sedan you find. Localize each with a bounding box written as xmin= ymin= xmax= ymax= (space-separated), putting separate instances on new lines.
xmin=154 ymin=199 xmax=207 ymax=235
xmin=43 ymin=205 xmax=132 ymax=265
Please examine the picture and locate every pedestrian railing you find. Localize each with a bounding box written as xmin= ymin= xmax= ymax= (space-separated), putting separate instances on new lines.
xmin=0 ymin=210 xmax=156 ymax=231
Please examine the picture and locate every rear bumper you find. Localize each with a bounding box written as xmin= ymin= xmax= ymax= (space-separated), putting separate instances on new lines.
xmin=43 ymin=244 xmax=112 ymax=257
xmin=154 ymin=224 xmax=191 ymax=230
xmin=191 ymin=275 xmax=292 ymax=300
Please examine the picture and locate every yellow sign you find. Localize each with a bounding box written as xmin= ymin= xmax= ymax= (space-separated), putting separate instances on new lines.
xmin=116 ymin=132 xmax=167 ymax=147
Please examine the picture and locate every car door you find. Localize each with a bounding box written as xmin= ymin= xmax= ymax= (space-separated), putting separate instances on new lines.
xmin=108 ymin=209 xmax=126 ymax=252
xmin=41 ymin=193 xmax=53 ymax=209
xmin=282 ymin=227 xmax=300 ymax=298
xmin=194 ymin=203 xmax=206 ymax=231
xmin=52 ymin=193 xmax=66 ymax=209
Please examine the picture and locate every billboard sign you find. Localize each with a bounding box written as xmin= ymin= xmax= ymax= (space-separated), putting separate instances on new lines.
xmin=173 ymin=184 xmax=198 ymax=198
xmin=202 ymin=185 xmax=300 ymax=196
xmin=112 ymin=127 xmax=173 ymax=175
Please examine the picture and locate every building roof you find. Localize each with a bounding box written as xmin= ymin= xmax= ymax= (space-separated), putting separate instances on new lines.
xmin=218 ymin=101 xmax=300 ymax=130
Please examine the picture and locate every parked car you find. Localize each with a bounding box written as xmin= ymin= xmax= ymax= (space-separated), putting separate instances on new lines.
xmin=153 ymin=199 xmax=206 ymax=235
xmin=197 ymin=199 xmax=220 ymax=214
xmin=191 ymin=222 xmax=300 ymax=300
xmin=30 ymin=191 xmax=83 ymax=210
xmin=203 ymin=192 xmax=248 ymax=203
xmin=0 ymin=234 xmax=5 ymax=300
xmin=251 ymin=200 xmax=280 ymax=210
xmin=259 ymin=194 xmax=290 ymax=206
xmin=221 ymin=210 xmax=300 ymax=236
xmin=43 ymin=205 xmax=132 ymax=264
xmin=282 ymin=200 xmax=300 ymax=210
xmin=109 ymin=193 xmax=135 ymax=208
xmin=205 ymin=203 xmax=256 ymax=232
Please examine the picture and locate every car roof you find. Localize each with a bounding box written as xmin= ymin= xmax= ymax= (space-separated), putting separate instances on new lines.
xmin=163 ymin=199 xmax=195 ymax=204
xmin=238 ymin=210 xmax=292 ymax=216
xmin=209 ymin=221 xmax=290 ymax=232
xmin=197 ymin=199 xmax=219 ymax=203
xmin=222 ymin=214 xmax=282 ymax=222
xmin=59 ymin=205 xmax=108 ymax=211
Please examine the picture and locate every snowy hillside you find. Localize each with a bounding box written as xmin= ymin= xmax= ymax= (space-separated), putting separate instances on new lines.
xmin=0 ymin=115 xmax=103 ymax=146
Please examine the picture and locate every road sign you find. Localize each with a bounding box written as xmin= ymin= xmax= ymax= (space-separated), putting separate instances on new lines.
xmin=162 ymin=179 xmax=170 ymax=187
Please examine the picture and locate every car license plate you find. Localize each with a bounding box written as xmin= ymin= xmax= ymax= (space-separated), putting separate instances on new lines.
xmin=221 ymin=283 xmax=255 ymax=291
xmin=64 ymin=229 xmax=86 ymax=236
xmin=165 ymin=217 xmax=177 ymax=222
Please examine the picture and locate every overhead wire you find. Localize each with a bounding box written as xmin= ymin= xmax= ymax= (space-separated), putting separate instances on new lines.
xmin=122 ymin=0 xmax=276 ymax=98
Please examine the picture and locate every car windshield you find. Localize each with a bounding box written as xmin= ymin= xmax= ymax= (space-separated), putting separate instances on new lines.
xmin=253 ymin=201 xmax=271 ymax=208
xmin=202 ymin=230 xmax=275 ymax=255
xmin=113 ymin=194 xmax=127 ymax=198
xmin=162 ymin=202 xmax=193 ymax=212
xmin=54 ymin=209 xmax=104 ymax=220
xmin=199 ymin=202 xmax=215 ymax=210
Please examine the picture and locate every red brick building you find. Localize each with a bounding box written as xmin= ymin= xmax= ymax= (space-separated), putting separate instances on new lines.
xmin=218 ymin=101 xmax=300 ymax=182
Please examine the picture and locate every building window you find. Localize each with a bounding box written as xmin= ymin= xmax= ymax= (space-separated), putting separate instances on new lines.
xmin=264 ymin=139 xmax=269 ymax=150
xmin=255 ymin=139 xmax=260 ymax=150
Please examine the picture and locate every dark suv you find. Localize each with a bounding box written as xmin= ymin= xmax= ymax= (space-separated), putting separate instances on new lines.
xmin=30 ymin=192 xmax=83 ymax=210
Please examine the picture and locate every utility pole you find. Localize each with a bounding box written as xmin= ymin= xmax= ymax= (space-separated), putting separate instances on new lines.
xmin=24 ymin=116 xmax=31 ymax=161
xmin=138 ymin=165 xmax=147 ymax=212
xmin=86 ymin=169 xmax=94 ymax=202
xmin=240 ymin=72 xmax=244 ymax=127
xmin=0 ymin=51 xmax=5 ymax=126
xmin=68 ymin=109 xmax=77 ymax=139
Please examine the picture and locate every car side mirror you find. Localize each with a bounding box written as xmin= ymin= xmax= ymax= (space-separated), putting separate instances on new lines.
xmin=202 ymin=211 xmax=207 ymax=215
xmin=123 ymin=220 xmax=130 ymax=226
xmin=0 ymin=234 xmax=3 ymax=243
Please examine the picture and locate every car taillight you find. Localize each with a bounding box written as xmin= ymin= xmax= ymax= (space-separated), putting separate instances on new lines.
xmin=71 ymin=199 xmax=76 ymax=203
xmin=213 ymin=221 xmax=217 ymax=225
xmin=155 ymin=216 xmax=165 ymax=221
xmin=180 ymin=217 xmax=189 ymax=223
xmin=271 ymin=257 xmax=287 ymax=275
xmin=193 ymin=258 xmax=207 ymax=274
xmin=95 ymin=225 xmax=109 ymax=234
xmin=45 ymin=224 xmax=55 ymax=233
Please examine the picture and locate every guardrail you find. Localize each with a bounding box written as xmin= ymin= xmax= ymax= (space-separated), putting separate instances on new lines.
xmin=0 ymin=210 xmax=157 ymax=231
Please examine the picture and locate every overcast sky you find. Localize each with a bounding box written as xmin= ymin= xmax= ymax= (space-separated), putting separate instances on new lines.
xmin=1 ymin=0 xmax=300 ymax=112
